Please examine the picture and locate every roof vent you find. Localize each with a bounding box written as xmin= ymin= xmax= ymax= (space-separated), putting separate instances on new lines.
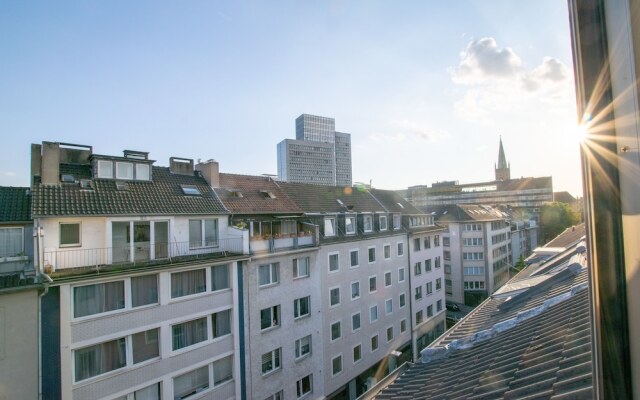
xmin=61 ymin=174 xmax=75 ymax=183
xmin=231 ymin=190 xmax=244 ymax=198
xmin=123 ymin=150 xmax=149 ymax=160
xmin=116 ymin=181 xmax=128 ymax=191
xmin=260 ymin=190 xmax=276 ymax=199
xmin=80 ymin=179 xmax=94 ymax=189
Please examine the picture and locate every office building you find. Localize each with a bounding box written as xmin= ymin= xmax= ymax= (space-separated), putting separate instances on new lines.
xmin=278 ymin=114 xmax=352 ymax=186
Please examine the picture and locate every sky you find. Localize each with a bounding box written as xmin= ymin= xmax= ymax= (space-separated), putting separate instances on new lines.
xmin=0 ymin=1 xmax=583 ymax=196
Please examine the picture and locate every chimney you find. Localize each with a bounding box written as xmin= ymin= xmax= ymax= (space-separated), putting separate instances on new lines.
xmin=30 ymin=143 xmax=42 ymax=188
xmin=169 ymin=157 xmax=194 ymax=175
xmin=41 ymin=142 xmax=60 ymax=185
xmin=195 ymin=159 xmax=220 ymax=188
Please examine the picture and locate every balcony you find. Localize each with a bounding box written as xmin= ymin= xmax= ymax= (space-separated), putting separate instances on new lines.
xmin=250 ymin=228 xmax=317 ymax=254
xmin=43 ymin=237 xmax=245 ymax=273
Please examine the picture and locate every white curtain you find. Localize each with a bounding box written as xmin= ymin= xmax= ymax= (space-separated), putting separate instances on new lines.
xmin=213 ymin=356 xmax=233 ymax=385
xmin=213 ymin=310 xmax=231 ymax=338
xmin=131 ymin=275 xmax=158 ymax=307
xmin=74 ymin=338 xmax=125 ymax=381
xmin=211 ymin=265 xmax=229 ymax=291
xmin=74 ymin=281 xmax=124 ymax=318
xmin=172 ymin=318 xmax=207 ymax=350
xmin=171 ymin=269 xmax=205 ymax=298
xmin=173 ymin=365 xmax=209 ymax=400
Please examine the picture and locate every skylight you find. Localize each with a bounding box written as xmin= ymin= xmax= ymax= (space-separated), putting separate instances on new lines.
xmin=260 ymin=190 xmax=276 ymax=199
xmin=181 ymin=185 xmax=202 ymax=196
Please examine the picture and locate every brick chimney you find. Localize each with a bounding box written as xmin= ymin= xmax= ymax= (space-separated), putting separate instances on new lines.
xmin=195 ymin=159 xmax=220 ymax=188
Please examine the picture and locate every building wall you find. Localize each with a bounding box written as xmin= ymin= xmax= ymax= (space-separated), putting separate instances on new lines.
xmin=319 ymin=233 xmax=411 ymax=396
xmin=407 ymin=231 xmax=447 ymax=359
xmin=243 ymin=249 xmax=323 ymax=400
xmin=0 ymin=288 xmax=39 ymax=400
xmin=276 ymin=139 xmax=336 ymax=185
xmin=443 ymin=224 xmax=464 ymax=304
xmin=334 ymin=132 xmax=352 ymax=187
xmin=57 ymin=260 xmax=240 ymax=400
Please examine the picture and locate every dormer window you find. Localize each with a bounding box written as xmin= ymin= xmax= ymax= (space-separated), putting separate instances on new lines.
xmin=379 ymin=215 xmax=388 ymax=231
xmin=97 ymin=160 xmax=113 ymax=178
xmin=345 ymin=215 xmax=356 ymax=235
xmin=181 ymin=185 xmax=202 ymax=196
xmin=324 ymin=217 xmax=336 ymax=237
xmin=116 ymin=162 xmax=133 ymax=180
xmin=363 ymin=215 xmax=373 ymax=233
xmin=393 ymin=214 xmax=401 ymax=229
xmin=260 ymin=190 xmax=276 ymax=199
xmin=135 ymin=164 xmax=150 ymax=181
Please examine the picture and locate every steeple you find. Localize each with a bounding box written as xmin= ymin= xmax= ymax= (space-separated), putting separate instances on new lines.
xmin=495 ymin=136 xmax=511 ymax=181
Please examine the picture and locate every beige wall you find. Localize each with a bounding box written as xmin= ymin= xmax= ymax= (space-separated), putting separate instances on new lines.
xmin=0 ymin=288 xmax=39 ymax=400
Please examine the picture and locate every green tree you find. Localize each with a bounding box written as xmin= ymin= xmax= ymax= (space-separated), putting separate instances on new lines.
xmin=515 ymin=255 xmax=526 ymax=271
xmin=541 ymin=202 xmax=581 ymax=243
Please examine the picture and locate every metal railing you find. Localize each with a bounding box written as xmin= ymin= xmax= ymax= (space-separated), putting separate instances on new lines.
xmin=44 ymin=238 xmax=244 ymax=271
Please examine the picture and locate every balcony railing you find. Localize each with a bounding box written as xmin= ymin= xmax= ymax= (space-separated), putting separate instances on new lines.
xmin=249 ymin=231 xmax=317 ymax=254
xmin=44 ymin=237 xmax=244 ymax=272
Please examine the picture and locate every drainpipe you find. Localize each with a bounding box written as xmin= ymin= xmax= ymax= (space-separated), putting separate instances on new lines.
xmin=35 ymin=222 xmax=52 ymax=400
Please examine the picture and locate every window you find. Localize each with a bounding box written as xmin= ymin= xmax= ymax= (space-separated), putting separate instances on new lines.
xmin=414 ymin=262 xmax=422 ymax=276
xmin=324 ymin=217 xmax=336 ymax=237
xmin=172 ymin=317 xmax=207 ymax=351
xmin=131 ymin=383 xmax=161 ymax=400
xmin=386 ymin=326 xmax=394 ymax=342
xmin=131 ymin=274 xmax=158 ymax=308
xmin=352 ymin=312 xmax=361 ymax=331
xmin=116 ymin=162 xmax=133 ymax=180
xmin=173 ymin=365 xmax=209 ymax=400
xmin=436 ymin=278 xmax=442 ymax=290
xmin=97 ymin=160 xmax=113 ymax=178
xmin=398 ymin=267 xmax=405 ymax=282
xmin=443 ymin=237 xmax=450 ymax=247
xmin=413 ymin=238 xmax=421 ymax=251
xmin=377 ymin=245 xmax=387 ymax=262
xmin=399 ymin=293 xmax=406 ymax=308
xmin=213 ymin=356 xmax=233 ymax=385
xmin=330 ymin=287 xmax=340 ymax=307
xmin=332 ymin=355 xmax=343 ymax=376
xmin=351 ymin=281 xmax=360 ymax=300
xmin=400 ymin=319 xmax=407 ymax=333
xmin=445 ymin=264 xmax=452 ymax=274
xmin=135 ymin=163 xmax=150 ymax=180
xmin=385 ymin=298 xmax=393 ymax=314
xmin=443 ymin=251 xmax=451 ymax=261
xmin=212 ymin=309 xmax=231 ymax=338
xmin=293 ymin=257 xmax=310 ymax=279
xmin=368 ymin=246 xmax=376 ymax=263
xmin=294 ymin=296 xmax=310 ymax=318
xmin=189 ymin=219 xmax=218 ymax=248
xmin=330 ymin=321 xmax=341 ymax=341
xmin=397 ymin=242 xmax=404 ymax=256
xmin=369 ymin=305 xmax=378 ymax=322
xmin=182 ymin=185 xmax=201 ymax=196
xmin=437 ymin=299 xmax=443 ymax=312
xmin=369 ymin=276 xmax=377 ymax=293
xmin=427 ymin=305 xmax=433 ymax=317
xmin=132 ymin=328 xmax=159 ymax=364
xmin=60 ymin=222 xmax=81 ymax=246
xmin=415 ymin=286 xmax=423 ymax=300
xmin=74 ymin=338 xmax=126 ymax=381
xmin=434 ymin=235 xmax=440 ymax=246
xmin=363 ymin=215 xmax=373 ymax=232
xmin=261 ymin=305 xmax=281 ymax=330
xmin=296 ymin=374 xmax=313 ymax=398
xmin=379 ymin=215 xmax=388 ymax=231
xmin=0 ymin=227 xmax=22 ymax=257
xmin=329 ymin=253 xmax=339 ymax=272
xmin=435 ymin=256 xmax=441 ymax=268
xmin=350 ymin=249 xmax=359 ymax=268
xmin=426 ymin=282 xmax=433 ymax=295
xmin=345 ymin=216 xmax=356 ymax=235
xmin=211 ymin=264 xmax=229 ymax=291
xmin=424 ymin=236 xmax=431 ymax=249
xmin=295 ymin=335 xmax=312 ymax=359
xmin=266 ymin=391 xmax=284 ymax=400
xmin=74 ymin=281 xmax=125 ymax=318
xmin=259 ymin=263 xmax=279 ymax=286
xmin=371 ymin=335 xmax=379 ymax=351
xmin=416 ymin=310 xmax=424 ymax=324
xmin=353 ymin=344 xmax=362 ymax=363
xmin=385 ymin=271 xmax=392 ymax=287
xmin=425 ymin=259 xmax=432 ymax=272
xmin=262 ymin=348 xmax=282 ymax=375
xmin=171 ymin=269 xmax=206 ymax=298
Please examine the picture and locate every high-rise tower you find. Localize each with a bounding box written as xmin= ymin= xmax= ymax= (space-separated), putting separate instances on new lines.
xmin=495 ymin=136 xmax=511 ymax=181
xmin=277 ymin=114 xmax=352 ymax=186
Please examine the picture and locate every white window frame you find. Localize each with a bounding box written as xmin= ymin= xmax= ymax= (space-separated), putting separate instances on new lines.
xmin=400 ymin=319 xmax=407 ymax=333
xmin=384 ymin=271 xmax=392 ymax=287
xmin=369 ymin=305 xmax=378 ymax=323
xmin=385 ymin=298 xmax=393 ymax=315
xmin=351 ymin=280 xmax=360 ymax=300
xmin=261 ymin=348 xmax=282 ymax=376
xmin=116 ymin=161 xmax=134 ymax=180
xmin=349 ymin=249 xmax=359 ymax=268
xmin=328 ymin=252 xmax=340 ymax=272
xmin=398 ymin=267 xmax=405 ymax=282
xmin=329 ymin=286 xmax=341 ymax=307
xmin=97 ymin=160 xmax=113 ymax=178
xmin=383 ymin=243 xmax=391 ymax=259
xmin=386 ymin=326 xmax=394 ymax=342
xmin=260 ymin=305 xmax=281 ymax=331
xmin=294 ymin=296 xmax=310 ymax=319
xmin=293 ymin=257 xmax=310 ymax=279
xmin=60 ymin=222 xmax=81 ymax=247
xmin=369 ymin=275 xmax=377 ymax=293
xmin=379 ymin=215 xmax=388 ymax=231
xmin=363 ymin=214 xmax=373 ymax=233
xmin=0 ymin=227 xmax=23 ymax=257
xmin=345 ymin=215 xmax=356 ymax=235
xmin=324 ymin=217 xmax=336 ymax=237
xmin=295 ymin=335 xmax=312 ymax=360
xmin=353 ymin=343 xmax=362 ymax=364
xmin=399 ymin=293 xmax=406 ymax=308
xmin=296 ymin=374 xmax=313 ymax=399
xmin=351 ymin=312 xmax=361 ymax=332
xmin=135 ymin=163 xmax=150 ymax=181
xmin=371 ymin=334 xmax=379 ymax=352
xmin=368 ymin=246 xmax=376 ymax=263
xmin=331 ymin=354 xmax=343 ymax=376
xmin=330 ymin=320 xmax=342 ymax=342
xmin=397 ymin=242 xmax=404 ymax=257
xmin=258 ymin=263 xmax=279 ymax=287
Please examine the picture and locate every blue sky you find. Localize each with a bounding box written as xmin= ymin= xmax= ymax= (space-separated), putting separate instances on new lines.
xmin=0 ymin=1 xmax=582 ymax=195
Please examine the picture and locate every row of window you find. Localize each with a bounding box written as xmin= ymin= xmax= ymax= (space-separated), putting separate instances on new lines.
xmin=464 ymin=223 xmax=483 ymax=231
xmin=331 ymin=271 xmax=404 ymax=306
xmin=260 ymin=294 xmax=311 ymax=331
xmin=258 ymin=257 xmax=310 ymax=287
xmin=491 ymin=233 xmax=508 ymax=245
xmin=414 ymin=279 xmax=442 ymax=300
xmin=462 ymin=252 xmax=484 ymax=261
xmin=464 ymin=281 xmax=486 ymax=290
xmin=415 ymin=300 xmax=443 ymax=325
xmin=463 ymin=266 xmax=485 ymax=276
xmin=96 ymin=159 xmax=151 ymax=181
xmin=463 ymin=237 xmax=484 ymax=246
xmin=324 ymin=213 xmax=399 ymax=237
xmin=73 ymin=265 xmax=229 ymax=319
xmin=261 ymin=333 xmax=313 ymax=376
xmin=413 ymin=235 xmax=440 ymax=251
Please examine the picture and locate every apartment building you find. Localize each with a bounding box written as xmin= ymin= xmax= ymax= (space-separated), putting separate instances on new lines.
xmin=31 ymin=142 xmax=248 ymax=400
xmin=431 ymin=205 xmax=511 ymax=307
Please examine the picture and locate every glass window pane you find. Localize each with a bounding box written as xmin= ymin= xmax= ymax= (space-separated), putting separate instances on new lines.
xmin=213 ymin=356 xmax=233 ymax=385
xmin=172 ymin=318 xmax=208 ymax=350
xmin=211 ymin=264 xmax=229 ymax=291
xmin=74 ymin=281 xmax=125 ymax=318
xmin=74 ymin=338 xmax=126 ymax=381
xmin=171 ymin=269 xmax=206 ymax=298
xmin=204 ymin=219 xmax=218 ymax=246
xmin=213 ymin=309 xmax=231 ymax=338
xmin=132 ymin=328 xmax=159 ymax=363
xmin=132 ymin=275 xmax=158 ymax=307
xmin=174 ymin=366 xmax=209 ymax=400
xmin=60 ymin=223 xmax=80 ymax=246
xmin=189 ymin=220 xmax=202 ymax=248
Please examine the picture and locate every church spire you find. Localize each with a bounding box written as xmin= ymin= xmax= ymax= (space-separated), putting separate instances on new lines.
xmin=495 ymin=136 xmax=511 ymax=181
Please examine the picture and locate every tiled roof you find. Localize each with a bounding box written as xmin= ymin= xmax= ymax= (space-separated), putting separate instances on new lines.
xmin=0 ymin=186 xmax=32 ymax=223
xmin=373 ymin=241 xmax=593 ymax=400
xmin=215 ymin=173 xmax=302 ymax=214
xmin=544 ymin=223 xmax=586 ymax=248
xmin=369 ymin=189 xmax=424 ymax=214
xmin=32 ymin=165 xmax=228 ymax=217
xmin=554 ymin=191 xmax=577 ymax=203
xmin=277 ymin=182 xmax=386 ymax=213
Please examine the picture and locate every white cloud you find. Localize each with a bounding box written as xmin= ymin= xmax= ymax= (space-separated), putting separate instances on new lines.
xmin=3 ymin=172 xmax=16 ymax=177
xmin=450 ymin=37 xmax=523 ymax=84
xmin=369 ymin=119 xmax=449 ymax=142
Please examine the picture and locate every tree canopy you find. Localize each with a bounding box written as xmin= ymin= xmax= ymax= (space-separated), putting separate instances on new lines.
xmin=541 ymin=202 xmax=581 ymax=244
